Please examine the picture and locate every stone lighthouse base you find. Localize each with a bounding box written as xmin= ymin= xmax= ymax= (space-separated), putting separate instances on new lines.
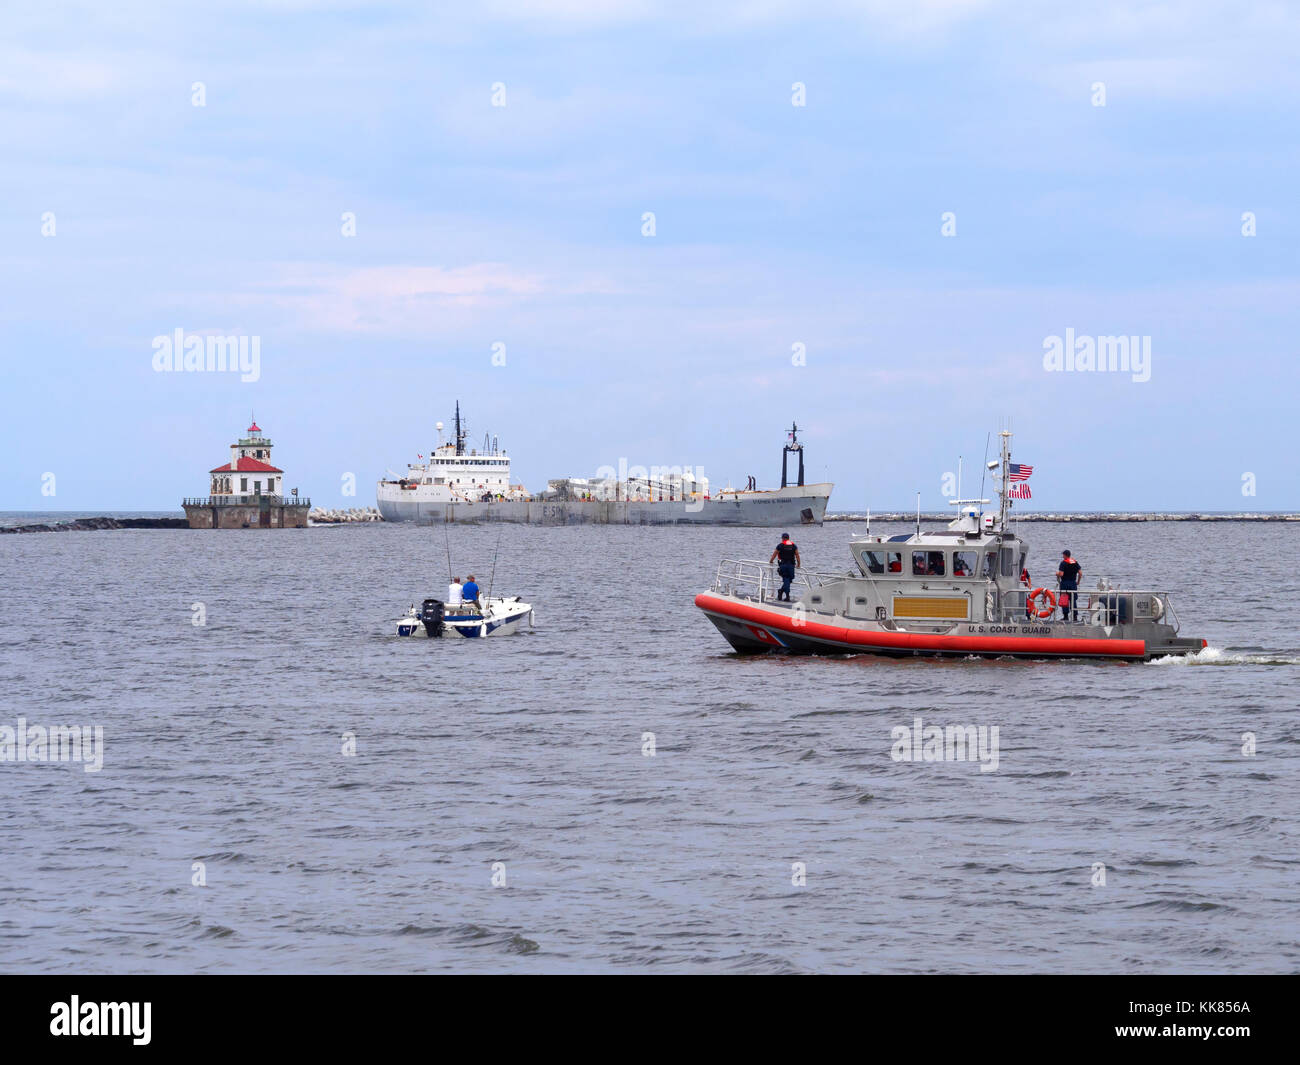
xmin=182 ymin=498 xmax=311 ymax=529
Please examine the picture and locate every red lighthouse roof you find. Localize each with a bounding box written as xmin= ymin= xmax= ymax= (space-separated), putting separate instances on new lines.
xmin=211 ymin=457 xmax=283 ymax=474
xmin=248 ymin=421 xmax=261 ymax=433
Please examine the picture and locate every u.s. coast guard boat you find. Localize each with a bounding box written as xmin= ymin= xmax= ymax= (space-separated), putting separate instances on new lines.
xmin=695 ymin=432 xmax=1206 ymax=662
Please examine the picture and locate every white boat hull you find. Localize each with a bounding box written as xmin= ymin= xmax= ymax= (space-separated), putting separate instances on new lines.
xmin=393 ymin=597 xmax=532 ymax=638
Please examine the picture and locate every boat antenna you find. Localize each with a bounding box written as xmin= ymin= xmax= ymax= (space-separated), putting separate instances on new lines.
xmin=998 ymin=428 xmax=1013 ymax=532
xmin=978 ymin=432 xmax=990 ymax=503
xmin=915 ymin=492 xmax=921 ymax=537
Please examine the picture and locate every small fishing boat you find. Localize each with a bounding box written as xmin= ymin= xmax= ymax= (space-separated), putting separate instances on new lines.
xmin=393 ymin=595 xmax=533 ymax=639
xmin=694 ymin=431 xmax=1206 ymax=662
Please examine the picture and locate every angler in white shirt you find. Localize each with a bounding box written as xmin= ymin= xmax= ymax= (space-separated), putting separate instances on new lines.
xmin=447 ymin=577 xmax=464 ymax=607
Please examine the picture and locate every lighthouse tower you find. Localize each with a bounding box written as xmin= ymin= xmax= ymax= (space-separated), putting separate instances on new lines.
xmin=209 ymin=421 xmax=284 ymax=500
xmin=183 ymin=420 xmax=310 ymax=529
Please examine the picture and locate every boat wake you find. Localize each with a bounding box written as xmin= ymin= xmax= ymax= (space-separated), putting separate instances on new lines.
xmin=1147 ymin=646 xmax=1300 ymax=667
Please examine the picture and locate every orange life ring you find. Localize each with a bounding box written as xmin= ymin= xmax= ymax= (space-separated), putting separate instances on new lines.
xmin=1026 ymin=587 xmax=1057 ymax=618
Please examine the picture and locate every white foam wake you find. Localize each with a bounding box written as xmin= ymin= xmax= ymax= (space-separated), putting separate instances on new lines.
xmin=1147 ymin=646 xmax=1300 ymax=666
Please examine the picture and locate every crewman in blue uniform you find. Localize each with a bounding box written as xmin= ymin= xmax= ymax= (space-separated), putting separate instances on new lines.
xmin=769 ymin=534 xmax=801 ymax=602
xmin=1056 ymin=550 xmax=1081 ymax=622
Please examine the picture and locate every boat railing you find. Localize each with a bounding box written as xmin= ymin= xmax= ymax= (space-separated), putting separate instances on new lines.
xmin=182 ymin=495 xmax=311 ymax=507
xmin=994 ymin=586 xmax=1179 ymax=630
xmin=710 ymin=558 xmax=849 ymax=603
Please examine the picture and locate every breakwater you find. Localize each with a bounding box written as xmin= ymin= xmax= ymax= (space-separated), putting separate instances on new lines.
xmin=0 ymin=516 xmax=189 ymax=534
xmin=309 ymin=507 xmax=384 ymax=523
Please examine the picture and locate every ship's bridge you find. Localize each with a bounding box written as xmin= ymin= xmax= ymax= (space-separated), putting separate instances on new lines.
xmin=849 ymin=504 xmax=1028 ymax=584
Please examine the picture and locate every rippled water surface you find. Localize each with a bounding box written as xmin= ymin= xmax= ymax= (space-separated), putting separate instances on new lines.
xmin=1 ymin=520 xmax=1297 ymax=973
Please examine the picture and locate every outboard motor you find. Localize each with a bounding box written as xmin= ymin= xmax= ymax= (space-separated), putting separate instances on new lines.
xmin=420 ymin=598 xmax=445 ymax=638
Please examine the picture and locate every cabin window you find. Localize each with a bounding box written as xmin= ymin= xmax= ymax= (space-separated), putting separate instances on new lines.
xmin=953 ymin=551 xmax=977 ymax=577
xmin=983 ymin=551 xmax=997 ymax=578
xmin=854 ymin=597 xmax=867 ymax=605
xmin=913 ymin=551 xmax=945 ymax=576
xmin=887 ymin=552 xmax=903 ymax=573
xmin=863 ymin=551 xmax=886 ymax=574
xmin=810 ymin=595 xmax=821 ymax=603
xmin=1000 ymin=547 xmax=1016 ymax=577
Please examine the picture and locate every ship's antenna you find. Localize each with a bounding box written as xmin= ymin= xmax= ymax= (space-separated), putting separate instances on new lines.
xmin=915 ymin=492 xmax=921 ymax=537
xmin=998 ymin=428 xmax=1013 ymax=532
xmin=978 ymin=432 xmax=990 ymax=504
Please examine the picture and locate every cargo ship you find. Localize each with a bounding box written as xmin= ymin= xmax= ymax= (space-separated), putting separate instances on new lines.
xmin=375 ymin=404 xmax=832 ymax=525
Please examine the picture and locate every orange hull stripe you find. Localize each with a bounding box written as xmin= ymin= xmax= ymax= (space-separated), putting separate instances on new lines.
xmin=695 ymin=593 xmax=1147 ymax=657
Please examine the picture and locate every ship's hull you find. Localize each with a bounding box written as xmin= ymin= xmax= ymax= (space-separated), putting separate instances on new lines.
xmin=376 ymin=484 xmax=832 ymax=526
xmin=695 ymin=592 xmax=1206 ymax=661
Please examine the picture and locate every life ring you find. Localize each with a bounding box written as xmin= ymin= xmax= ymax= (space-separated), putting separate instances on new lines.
xmin=1026 ymin=587 xmax=1057 ymax=618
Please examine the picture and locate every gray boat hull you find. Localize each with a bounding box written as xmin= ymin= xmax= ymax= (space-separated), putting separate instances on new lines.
xmin=376 ymin=485 xmax=832 ymax=526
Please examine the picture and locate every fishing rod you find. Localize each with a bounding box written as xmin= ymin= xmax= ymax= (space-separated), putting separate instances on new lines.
xmin=486 ymin=526 xmax=504 ymax=605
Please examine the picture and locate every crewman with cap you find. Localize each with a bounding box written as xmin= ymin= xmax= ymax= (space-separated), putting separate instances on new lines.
xmin=769 ymin=534 xmax=801 ymax=602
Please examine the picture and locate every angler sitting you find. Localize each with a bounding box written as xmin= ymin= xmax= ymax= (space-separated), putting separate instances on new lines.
xmin=461 ymin=575 xmax=482 ymax=613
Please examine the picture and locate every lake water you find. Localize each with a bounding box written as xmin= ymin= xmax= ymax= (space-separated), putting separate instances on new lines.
xmin=1 ymin=519 xmax=1297 ymax=973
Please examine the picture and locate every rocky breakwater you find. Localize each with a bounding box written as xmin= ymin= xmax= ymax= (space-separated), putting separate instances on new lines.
xmin=1 ymin=516 xmax=190 ymax=533
xmin=309 ymin=507 xmax=384 ymax=524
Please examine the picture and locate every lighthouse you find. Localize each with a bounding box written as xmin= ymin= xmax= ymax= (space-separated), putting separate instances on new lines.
xmin=183 ymin=421 xmax=311 ymax=528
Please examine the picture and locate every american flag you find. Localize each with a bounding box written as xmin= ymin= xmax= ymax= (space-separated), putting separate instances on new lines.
xmin=1008 ymin=463 xmax=1033 ymax=482
xmin=1009 ymin=483 xmax=1032 ymax=499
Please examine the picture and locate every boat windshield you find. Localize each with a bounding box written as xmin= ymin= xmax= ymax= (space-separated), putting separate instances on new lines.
xmin=912 ymin=550 xmax=945 ymax=576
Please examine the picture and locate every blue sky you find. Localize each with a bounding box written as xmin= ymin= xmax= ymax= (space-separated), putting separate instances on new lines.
xmin=2 ymin=1 xmax=1297 ymax=511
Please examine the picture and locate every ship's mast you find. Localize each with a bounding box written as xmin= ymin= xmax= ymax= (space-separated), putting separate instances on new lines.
xmin=454 ymin=401 xmax=466 ymax=456
xmin=998 ymin=429 xmax=1013 ymax=531
xmin=781 ymin=422 xmax=805 ymax=488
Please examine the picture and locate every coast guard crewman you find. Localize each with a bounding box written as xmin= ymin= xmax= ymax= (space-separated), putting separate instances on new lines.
xmin=769 ymin=534 xmax=801 ymax=602
xmin=1057 ymin=550 xmax=1081 ymax=622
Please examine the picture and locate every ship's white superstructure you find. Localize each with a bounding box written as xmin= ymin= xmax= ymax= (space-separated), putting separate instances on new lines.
xmin=379 ymin=403 xmax=528 ymax=507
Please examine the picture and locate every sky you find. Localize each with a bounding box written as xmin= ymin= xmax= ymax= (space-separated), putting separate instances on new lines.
xmin=2 ymin=0 xmax=1297 ymax=511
